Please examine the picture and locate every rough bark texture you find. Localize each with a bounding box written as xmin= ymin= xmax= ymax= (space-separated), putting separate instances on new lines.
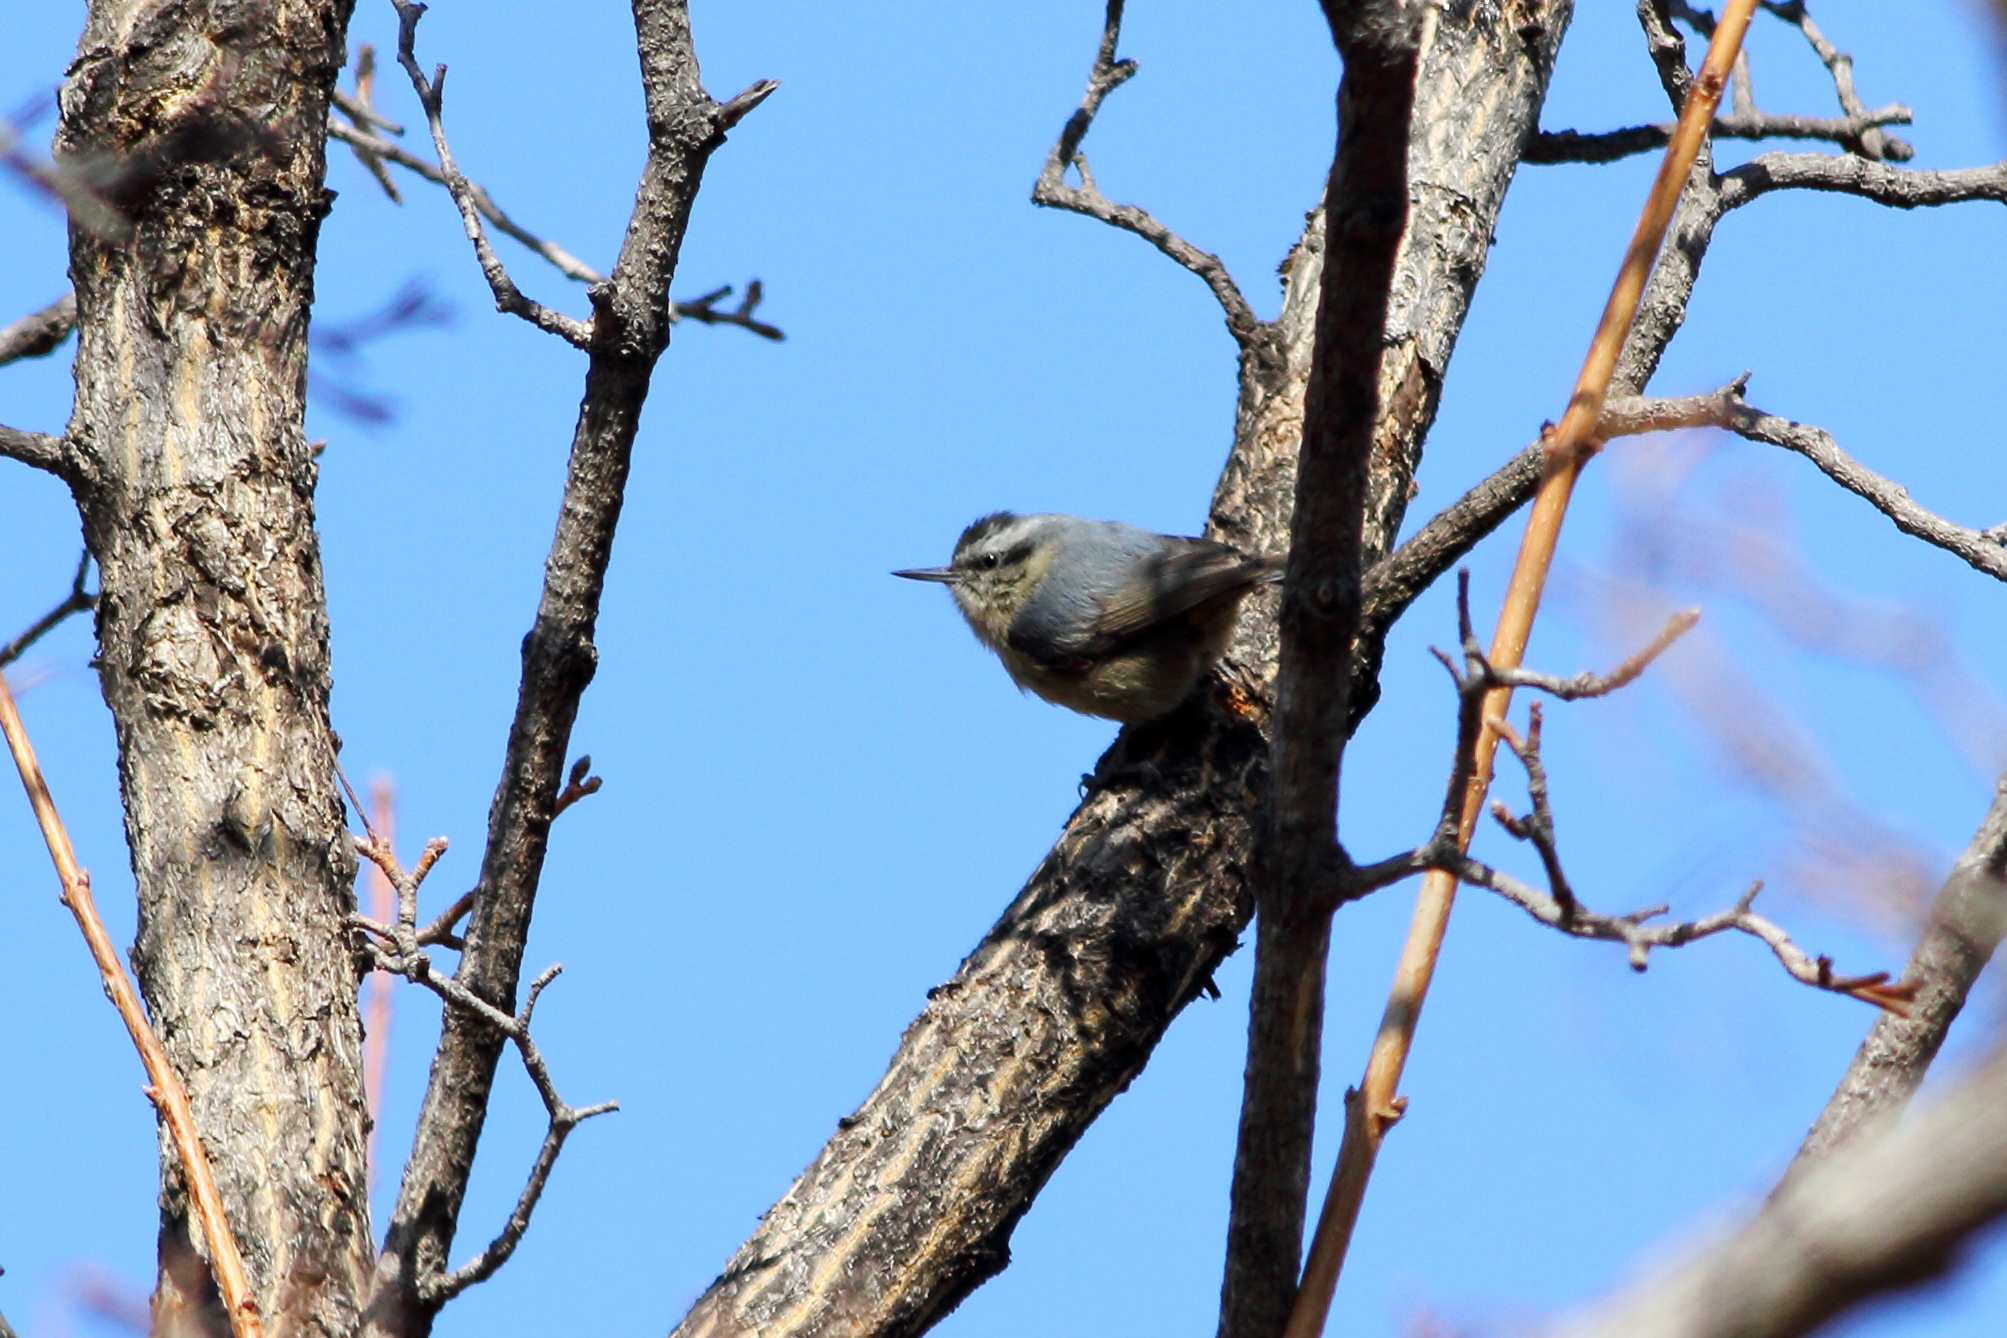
xmin=363 ymin=5 xmax=755 ymax=1335
xmin=54 ymin=3 xmax=368 ymax=1335
xmin=1216 ymin=3 xmax=1419 ymax=1331
xmin=670 ymin=6 xmax=1572 ymax=1337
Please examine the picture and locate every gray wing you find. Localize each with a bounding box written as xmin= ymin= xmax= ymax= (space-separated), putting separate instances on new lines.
xmin=1011 ymin=539 xmax=1280 ymax=665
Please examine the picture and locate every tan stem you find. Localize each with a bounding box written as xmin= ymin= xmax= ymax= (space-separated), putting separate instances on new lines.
xmin=1283 ymin=4 xmax=1761 ymax=1335
xmin=0 ymin=670 xmax=264 ymax=1338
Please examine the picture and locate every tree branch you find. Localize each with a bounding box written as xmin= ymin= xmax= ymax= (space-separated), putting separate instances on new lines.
xmin=1781 ymin=775 xmax=2007 ymax=1176
xmin=387 ymin=2 xmax=596 ymax=348
xmin=0 ymin=670 xmax=264 ymax=1338
xmin=1356 ymin=378 xmax=1758 ymax=652
xmin=0 ymin=291 xmax=76 ymax=366
xmin=1550 ymin=1033 xmax=2007 ymax=1338
xmin=1527 ymin=104 xmax=1910 ymax=166
xmin=0 ymin=424 xmax=72 ymax=478
xmin=1533 ymin=0 xmax=1915 ymax=165
xmin=1758 ymin=0 xmax=1910 ymax=161
xmin=351 ymin=837 xmax=615 ymax=1308
xmin=1030 ymin=0 xmax=1261 ymax=346
xmin=0 ymin=551 xmax=96 ymax=671
xmin=1220 ymin=2 xmax=1420 ymax=1330
xmin=1717 ymin=150 xmax=2007 ymax=211
xmin=367 ymin=3 xmax=771 ymax=1331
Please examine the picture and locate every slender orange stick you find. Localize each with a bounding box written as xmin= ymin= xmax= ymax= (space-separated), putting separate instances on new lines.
xmin=0 ymin=669 xmax=264 ymax=1338
xmin=1283 ymin=7 xmax=1760 ymax=1336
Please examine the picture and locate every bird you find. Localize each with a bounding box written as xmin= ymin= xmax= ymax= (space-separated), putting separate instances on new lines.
xmin=894 ymin=511 xmax=1282 ymax=724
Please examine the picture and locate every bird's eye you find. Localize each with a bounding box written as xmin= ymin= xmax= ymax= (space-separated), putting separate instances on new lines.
xmin=981 ymin=552 xmax=1001 ymax=570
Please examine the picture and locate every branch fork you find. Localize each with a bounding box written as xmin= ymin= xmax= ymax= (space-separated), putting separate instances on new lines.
xmin=1030 ymin=0 xmax=1260 ymax=345
xmin=348 ymin=828 xmax=617 ymax=1305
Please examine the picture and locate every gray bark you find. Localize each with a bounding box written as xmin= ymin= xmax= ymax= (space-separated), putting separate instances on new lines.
xmin=54 ymin=2 xmax=370 ymax=1335
xmin=671 ymin=5 xmax=1574 ymax=1336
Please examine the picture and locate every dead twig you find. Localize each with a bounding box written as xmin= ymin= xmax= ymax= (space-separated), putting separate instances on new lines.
xmin=0 ymin=551 xmax=95 ymax=671
xmin=1030 ymin=0 xmax=1260 ymax=346
xmin=0 ymin=668 xmax=263 ymax=1338
xmin=350 ymin=834 xmax=615 ymax=1304
xmin=387 ymin=1 xmax=595 ymax=348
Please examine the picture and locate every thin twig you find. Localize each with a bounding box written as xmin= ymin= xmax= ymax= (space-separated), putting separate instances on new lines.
xmin=0 ymin=551 xmax=95 ymax=671
xmin=1759 ymin=0 xmax=1910 ymax=161
xmin=1030 ymin=0 xmax=1261 ymax=346
xmin=353 ymin=840 xmax=615 ymax=1306
xmin=1286 ymin=8 xmax=1763 ymax=1336
xmin=1528 ymin=105 xmax=1910 ymax=165
xmin=1532 ymin=0 xmax=1914 ymax=165
xmin=0 ymin=669 xmax=263 ymax=1338
xmin=387 ymin=2 xmax=595 ymax=348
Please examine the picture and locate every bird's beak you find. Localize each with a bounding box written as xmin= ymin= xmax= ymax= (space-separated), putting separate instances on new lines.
xmin=892 ymin=567 xmax=961 ymax=584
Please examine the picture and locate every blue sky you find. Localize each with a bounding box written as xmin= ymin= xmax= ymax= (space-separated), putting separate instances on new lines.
xmin=3 ymin=2 xmax=2006 ymax=1336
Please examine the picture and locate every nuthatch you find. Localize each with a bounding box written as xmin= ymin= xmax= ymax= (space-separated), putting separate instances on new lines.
xmin=895 ymin=511 xmax=1282 ymax=724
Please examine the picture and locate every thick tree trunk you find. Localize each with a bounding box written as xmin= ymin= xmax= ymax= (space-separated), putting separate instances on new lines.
xmin=56 ymin=3 xmax=369 ymax=1335
xmin=671 ymin=5 xmax=1571 ymax=1336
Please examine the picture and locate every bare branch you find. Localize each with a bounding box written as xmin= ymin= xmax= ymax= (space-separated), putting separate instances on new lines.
xmin=357 ymin=836 xmax=616 ymax=1307
xmin=1219 ymin=2 xmax=1419 ymax=1331
xmin=1758 ymin=0 xmax=1910 ymax=161
xmin=669 ymin=281 xmax=785 ymax=341
xmin=0 ymin=424 xmax=70 ymax=478
xmin=0 ymin=551 xmax=96 ymax=671
xmin=1030 ymin=0 xmax=1261 ymax=346
xmin=1783 ymin=775 xmax=2007 ymax=1176
xmin=1536 ymin=0 xmax=1914 ymax=165
xmin=1724 ymin=407 xmax=2007 ymax=581
xmin=1718 ymin=150 xmax=2007 ymax=211
xmin=336 ymin=45 xmax=405 ymax=203
xmin=372 ymin=4 xmax=770 ymax=1329
xmin=327 ymin=120 xmax=607 ymax=285
xmin=1405 ymin=602 xmax=1912 ymax=1012
xmin=0 ymin=291 xmax=76 ymax=366
xmin=1356 ymin=377 xmax=1750 ymax=666
xmin=1527 ymin=104 xmax=1911 ymax=166
xmin=1550 ymin=1035 xmax=2007 ymax=1338
xmin=550 ymin=755 xmax=603 ymax=818
xmin=387 ymin=2 xmax=595 ymax=348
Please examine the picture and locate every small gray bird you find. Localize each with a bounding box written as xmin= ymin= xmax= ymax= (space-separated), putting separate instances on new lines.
xmin=895 ymin=511 xmax=1282 ymax=724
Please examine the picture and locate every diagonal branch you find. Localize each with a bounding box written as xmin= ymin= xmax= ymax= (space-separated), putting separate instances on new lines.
xmin=0 ymin=669 xmax=263 ymax=1338
xmin=1357 ymin=377 xmax=1758 ymax=650
xmin=1030 ymin=0 xmax=1261 ymax=346
xmin=387 ymin=1 xmax=595 ymax=348
xmin=367 ymin=3 xmax=774 ymax=1332
xmin=1550 ymin=1032 xmax=2007 ymax=1338
xmin=0 ymin=551 xmax=96 ymax=671
xmin=0 ymin=291 xmax=76 ymax=366
xmin=0 ymin=424 xmax=72 ymax=479
xmin=1759 ymin=0 xmax=1909 ymax=161
xmin=1781 ymin=775 xmax=2007 ymax=1178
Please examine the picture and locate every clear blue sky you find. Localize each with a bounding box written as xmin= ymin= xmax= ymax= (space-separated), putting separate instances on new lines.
xmin=4 ymin=3 xmax=2006 ymax=1336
